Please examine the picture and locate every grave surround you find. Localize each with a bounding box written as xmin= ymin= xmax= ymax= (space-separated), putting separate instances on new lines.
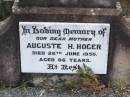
xmin=0 ymin=0 xmax=130 ymax=86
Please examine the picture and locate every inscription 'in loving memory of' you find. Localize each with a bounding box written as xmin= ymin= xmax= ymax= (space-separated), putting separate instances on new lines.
xmin=19 ymin=22 xmax=110 ymax=74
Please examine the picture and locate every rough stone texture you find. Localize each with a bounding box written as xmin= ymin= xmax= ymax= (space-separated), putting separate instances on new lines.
xmin=14 ymin=0 xmax=122 ymax=85
xmin=19 ymin=0 xmax=117 ymax=8
xmin=109 ymin=17 xmax=130 ymax=85
xmin=1 ymin=0 xmax=130 ymax=87
xmin=112 ymin=44 xmax=130 ymax=83
xmin=0 ymin=16 xmax=20 ymax=86
xmin=0 ymin=87 xmax=117 ymax=97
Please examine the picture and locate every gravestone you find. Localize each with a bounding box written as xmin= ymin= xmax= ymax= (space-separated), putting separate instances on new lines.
xmin=19 ymin=22 xmax=110 ymax=74
xmin=0 ymin=0 xmax=130 ymax=86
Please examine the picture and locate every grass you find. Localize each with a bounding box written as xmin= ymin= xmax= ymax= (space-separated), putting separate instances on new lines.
xmin=16 ymin=80 xmax=34 ymax=89
xmin=55 ymin=64 xmax=105 ymax=93
xmin=0 ymin=65 xmax=130 ymax=97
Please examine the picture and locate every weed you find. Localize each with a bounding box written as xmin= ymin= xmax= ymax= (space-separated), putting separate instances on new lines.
xmin=17 ymin=80 xmax=33 ymax=89
xmin=55 ymin=64 xmax=105 ymax=93
xmin=77 ymin=64 xmax=105 ymax=92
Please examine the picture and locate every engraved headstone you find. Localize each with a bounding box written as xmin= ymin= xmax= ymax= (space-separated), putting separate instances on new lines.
xmin=1 ymin=0 xmax=130 ymax=87
xmin=19 ymin=22 xmax=110 ymax=74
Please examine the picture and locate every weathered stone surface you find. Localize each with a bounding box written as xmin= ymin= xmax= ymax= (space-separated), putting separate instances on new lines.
xmin=1 ymin=0 xmax=130 ymax=87
xmin=19 ymin=0 xmax=117 ymax=8
xmin=109 ymin=17 xmax=130 ymax=85
xmin=0 ymin=16 xmax=20 ymax=86
xmin=13 ymin=0 xmax=121 ymax=86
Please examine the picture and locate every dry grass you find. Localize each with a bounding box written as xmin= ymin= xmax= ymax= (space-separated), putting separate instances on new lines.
xmin=55 ymin=65 xmax=105 ymax=94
